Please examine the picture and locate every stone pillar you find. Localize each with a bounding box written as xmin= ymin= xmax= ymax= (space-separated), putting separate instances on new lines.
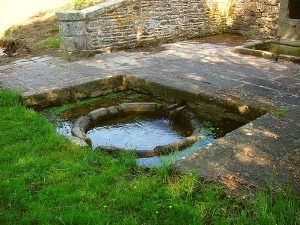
xmin=277 ymin=0 xmax=300 ymax=46
xmin=56 ymin=10 xmax=90 ymax=60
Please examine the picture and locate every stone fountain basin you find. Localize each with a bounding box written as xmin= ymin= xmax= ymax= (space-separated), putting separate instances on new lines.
xmin=233 ymin=41 xmax=300 ymax=63
xmin=71 ymin=102 xmax=202 ymax=157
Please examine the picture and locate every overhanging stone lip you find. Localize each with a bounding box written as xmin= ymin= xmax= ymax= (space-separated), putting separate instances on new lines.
xmin=21 ymin=75 xmax=127 ymax=109
xmin=22 ymin=74 xmax=270 ymax=120
xmin=71 ymin=102 xmax=201 ymax=157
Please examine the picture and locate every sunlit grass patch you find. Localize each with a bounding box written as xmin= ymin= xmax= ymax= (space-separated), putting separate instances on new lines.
xmin=36 ymin=36 xmax=60 ymax=49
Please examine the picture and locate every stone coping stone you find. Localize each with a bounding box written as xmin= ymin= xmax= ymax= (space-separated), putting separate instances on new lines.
xmin=56 ymin=10 xmax=86 ymax=21
xmin=71 ymin=102 xmax=202 ymax=157
xmin=22 ymin=74 xmax=269 ymax=121
xmin=56 ymin=0 xmax=134 ymax=21
xmin=233 ymin=40 xmax=300 ymax=64
xmin=64 ymin=135 xmax=89 ymax=147
xmin=82 ymin=0 xmax=134 ymax=19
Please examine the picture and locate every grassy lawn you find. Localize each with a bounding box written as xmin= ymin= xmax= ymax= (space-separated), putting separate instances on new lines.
xmin=0 ymin=90 xmax=299 ymax=224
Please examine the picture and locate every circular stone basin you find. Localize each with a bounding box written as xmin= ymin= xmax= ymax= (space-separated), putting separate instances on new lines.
xmin=71 ymin=102 xmax=201 ymax=157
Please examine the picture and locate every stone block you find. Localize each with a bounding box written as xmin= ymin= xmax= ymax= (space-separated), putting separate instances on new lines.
xmin=58 ymin=21 xmax=87 ymax=36
xmin=296 ymin=22 xmax=300 ymax=37
xmin=58 ymin=50 xmax=91 ymax=61
xmin=281 ymin=25 xmax=297 ymax=40
xmin=56 ymin=10 xmax=86 ymax=21
xmin=88 ymin=108 xmax=109 ymax=121
xmin=118 ymin=102 xmax=158 ymax=113
xmin=107 ymin=106 xmax=119 ymax=115
xmin=60 ymin=35 xmax=88 ymax=51
xmin=71 ymin=116 xmax=92 ymax=145
xmin=65 ymin=135 xmax=89 ymax=147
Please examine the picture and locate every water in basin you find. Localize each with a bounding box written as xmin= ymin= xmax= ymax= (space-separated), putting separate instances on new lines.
xmin=87 ymin=114 xmax=189 ymax=150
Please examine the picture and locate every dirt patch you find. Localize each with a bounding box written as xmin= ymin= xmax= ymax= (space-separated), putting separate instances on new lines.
xmin=0 ymin=15 xmax=59 ymax=64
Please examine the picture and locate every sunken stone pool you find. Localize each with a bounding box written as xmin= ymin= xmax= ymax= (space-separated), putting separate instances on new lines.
xmin=71 ymin=102 xmax=201 ymax=157
xmin=45 ymin=90 xmax=246 ymax=167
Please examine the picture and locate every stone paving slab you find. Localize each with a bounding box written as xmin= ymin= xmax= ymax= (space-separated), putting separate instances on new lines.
xmin=1 ymin=41 xmax=299 ymax=104
xmin=177 ymin=105 xmax=300 ymax=194
xmin=0 ymin=40 xmax=299 ymax=194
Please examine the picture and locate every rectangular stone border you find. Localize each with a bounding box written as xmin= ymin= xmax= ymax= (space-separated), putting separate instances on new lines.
xmin=233 ymin=41 xmax=300 ymax=64
xmin=22 ymin=74 xmax=269 ymax=123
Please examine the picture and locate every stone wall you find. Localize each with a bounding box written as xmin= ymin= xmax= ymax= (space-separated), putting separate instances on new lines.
xmin=56 ymin=0 xmax=281 ymax=59
xmin=227 ymin=0 xmax=280 ymax=38
xmin=56 ymin=0 xmax=229 ymax=59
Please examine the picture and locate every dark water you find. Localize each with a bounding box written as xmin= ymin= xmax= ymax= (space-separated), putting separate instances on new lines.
xmin=87 ymin=114 xmax=189 ymax=150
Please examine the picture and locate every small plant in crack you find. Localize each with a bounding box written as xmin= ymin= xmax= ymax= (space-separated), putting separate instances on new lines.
xmin=273 ymin=108 xmax=286 ymax=117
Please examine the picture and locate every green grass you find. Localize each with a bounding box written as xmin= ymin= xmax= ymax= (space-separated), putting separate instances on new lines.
xmin=36 ymin=36 xmax=60 ymax=49
xmin=45 ymin=91 xmax=147 ymax=116
xmin=0 ymin=90 xmax=299 ymax=224
xmin=273 ymin=108 xmax=286 ymax=117
xmin=74 ymin=0 xmax=104 ymax=9
xmin=45 ymin=92 xmax=121 ymax=116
